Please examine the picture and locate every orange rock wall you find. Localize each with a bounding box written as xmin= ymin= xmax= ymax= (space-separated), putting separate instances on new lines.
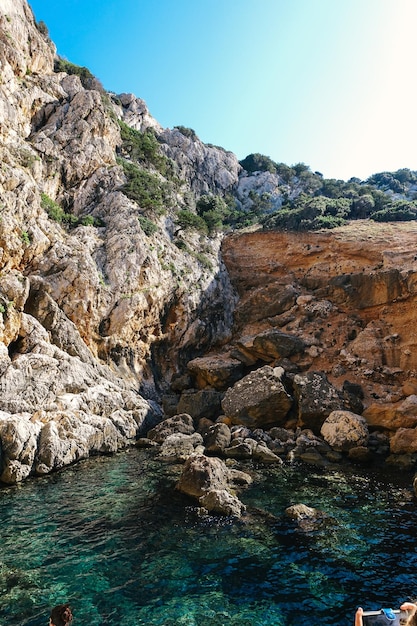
xmin=222 ymin=222 xmax=417 ymax=403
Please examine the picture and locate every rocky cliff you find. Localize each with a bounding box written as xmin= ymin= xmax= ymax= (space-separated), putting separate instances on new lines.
xmin=0 ymin=0 xmax=239 ymax=482
xmin=222 ymin=221 xmax=417 ymax=388
xmin=168 ymin=221 xmax=417 ymax=469
xmin=1 ymin=0 xmax=417 ymax=485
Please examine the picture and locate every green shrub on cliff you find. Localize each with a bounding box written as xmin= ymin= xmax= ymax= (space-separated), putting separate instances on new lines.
xmin=176 ymin=209 xmax=208 ymax=233
xmin=239 ymin=153 xmax=277 ymax=174
xmin=196 ymin=194 xmax=231 ymax=233
xmin=138 ymin=215 xmax=159 ymax=236
xmin=262 ymin=195 xmax=350 ymax=231
xmin=174 ymin=126 xmax=198 ymax=140
xmin=118 ymin=159 xmax=168 ymax=212
xmin=118 ymin=122 xmax=174 ymax=179
xmin=41 ymin=193 xmax=103 ymax=228
xmin=36 ymin=20 xmax=49 ymax=37
xmin=54 ymin=58 xmax=103 ymax=91
xmin=41 ymin=193 xmax=65 ymax=222
xmin=370 ymin=201 xmax=417 ymax=222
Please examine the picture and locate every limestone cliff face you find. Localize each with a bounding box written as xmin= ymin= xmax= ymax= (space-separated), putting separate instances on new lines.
xmin=0 ymin=0 xmax=237 ymax=482
xmin=221 ymin=221 xmax=417 ymax=403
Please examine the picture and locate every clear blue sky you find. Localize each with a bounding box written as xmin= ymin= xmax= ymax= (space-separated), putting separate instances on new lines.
xmin=29 ymin=0 xmax=417 ymax=181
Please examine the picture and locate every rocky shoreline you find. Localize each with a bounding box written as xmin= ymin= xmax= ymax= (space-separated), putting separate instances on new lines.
xmin=2 ymin=1 xmax=417 ymax=499
xmin=137 ymin=390 xmax=417 ymax=518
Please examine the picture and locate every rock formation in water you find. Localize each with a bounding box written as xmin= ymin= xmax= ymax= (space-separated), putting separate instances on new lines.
xmin=1 ymin=0 xmax=417 ymax=486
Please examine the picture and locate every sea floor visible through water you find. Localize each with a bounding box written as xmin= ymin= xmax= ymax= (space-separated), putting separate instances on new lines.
xmin=1 ymin=448 xmax=417 ymax=626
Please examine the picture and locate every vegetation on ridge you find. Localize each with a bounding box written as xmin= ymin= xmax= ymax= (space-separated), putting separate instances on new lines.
xmin=238 ymin=154 xmax=417 ymax=232
xmin=49 ymin=50 xmax=417 ymax=237
xmin=54 ymin=58 xmax=104 ymax=91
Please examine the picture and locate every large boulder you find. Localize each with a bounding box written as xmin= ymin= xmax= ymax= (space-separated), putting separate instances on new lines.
xmin=320 ymin=410 xmax=369 ymax=452
xmin=221 ymin=365 xmax=293 ymax=428
xmin=233 ymin=329 xmax=304 ymax=364
xmin=390 ymin=428 xmax=417 ymax=455
xmin=186 ymin=355 xmax=243 ymax=390
xmin=293 ymin=371 xmax=343 ymax=433
xmin=177 ymin=390 xmax=223 ymax=421
xmin=159 ymin=432 xmax=204 ymax=461
xmin=252 ymin=329 xmax=305 ymax=360
xmin=176 ymin=453 xmax=230 ymax=498
xmin=147 ymin=414 xmax=195 ymax=444
xmin=176 ymin=453 xmax=248 ymax=518
xmin=363 ymin=395 xmax=417 ymax=431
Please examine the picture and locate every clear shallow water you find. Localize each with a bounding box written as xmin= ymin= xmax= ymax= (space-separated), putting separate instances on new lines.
xmin=1 ymin=450 xmax=417 ymax=626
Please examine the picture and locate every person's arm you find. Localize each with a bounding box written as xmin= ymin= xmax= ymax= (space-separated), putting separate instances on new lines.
xmin=355 ymin=607 xmax=363 ymax=626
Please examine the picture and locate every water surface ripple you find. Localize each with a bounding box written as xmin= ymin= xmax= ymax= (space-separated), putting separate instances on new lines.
xmin=1 ymin=449 xmax=417 ymax=625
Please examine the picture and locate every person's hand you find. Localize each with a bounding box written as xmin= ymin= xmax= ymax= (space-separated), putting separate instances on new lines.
xmin=401 ymin=602 xmax=417 ymax=616
xmin=355 ymin=607 xmax=363 ymax=626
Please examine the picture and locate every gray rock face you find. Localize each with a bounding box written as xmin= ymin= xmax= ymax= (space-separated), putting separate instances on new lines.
xmin=293 ymin=371 xmax=343 ymax=433
xmin=159 ymin=127 xmax=241 ymax=197
xmin=0 ymin=413 xmax=41 ymax=483
xmin=0 ymin=1 xmax=241 ymax=482
xmin=177 ymin=389 xmax=223 ymax=421
xmin=0 ymin=305 xmax=160 ymax=483
xmin=221 ymin=365 xmax=293 ymax=428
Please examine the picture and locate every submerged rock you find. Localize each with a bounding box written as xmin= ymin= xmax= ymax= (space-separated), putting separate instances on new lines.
xmin=285 ymin=503 xmax=333 ymax=531
xmin=176 ymin=453 xmax=248 ymax=517
xmin=199 ymin=489 xmax=246 ymax=518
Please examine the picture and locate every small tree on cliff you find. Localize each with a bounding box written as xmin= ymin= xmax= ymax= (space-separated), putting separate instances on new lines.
xmin=196 ymin=195 xmax=231 ymax=233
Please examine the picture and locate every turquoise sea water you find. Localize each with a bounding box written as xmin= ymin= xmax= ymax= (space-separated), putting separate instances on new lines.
xmin=1 ymin=449 xmax=417 ymax=626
